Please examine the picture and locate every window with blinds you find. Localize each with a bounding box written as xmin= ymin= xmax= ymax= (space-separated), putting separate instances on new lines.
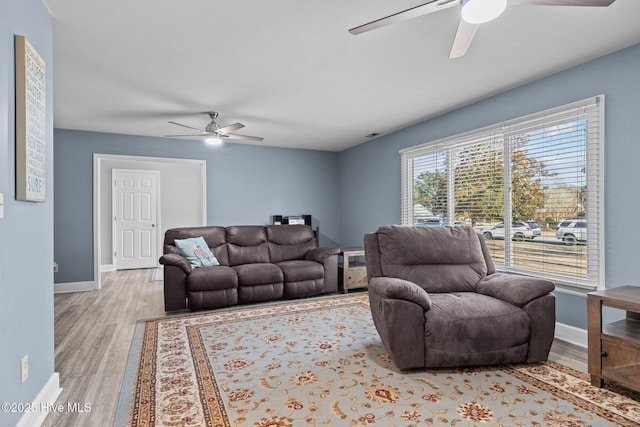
xmin=400 ymin=96 xmax=604 ymax=290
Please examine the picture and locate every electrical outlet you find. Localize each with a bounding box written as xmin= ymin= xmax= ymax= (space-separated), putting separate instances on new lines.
xmin=21 ymin=355 xmax=28 ymax=383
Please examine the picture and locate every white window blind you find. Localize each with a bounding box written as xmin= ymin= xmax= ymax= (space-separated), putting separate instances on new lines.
xmin=400 ymin=96 xmax=604 ymax=290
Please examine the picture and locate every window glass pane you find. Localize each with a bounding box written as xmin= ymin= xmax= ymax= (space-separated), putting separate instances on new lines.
xmin=508 ymin=121 xmax=587 ymax=279
xmin=400 ymin=96 xmax=603 ymax=290
xmin=454 ymin=139 xmax=504 ymax=227
xmin=412 ymin=151 xmax=448 ymax=226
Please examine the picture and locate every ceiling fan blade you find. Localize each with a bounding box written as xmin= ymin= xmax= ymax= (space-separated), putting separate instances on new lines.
xmin=164 ymin=133 xmax=206 ymax=137
xmin=168 ymin=121 xmax=205 ymax=132
xmin=509 ymin=0 xmax=615 ymax=6
xmin=217 ymin=122 xmax=245 ymax=134
xmin=221 ymin=133 xmax=264 ymax=142
xmin=449 ymin=18 xmax=479 ymax=59
xmin=349 ymin=0 xmax=459 ymax=35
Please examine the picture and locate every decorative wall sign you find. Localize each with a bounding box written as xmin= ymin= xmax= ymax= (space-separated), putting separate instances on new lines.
xmin=15 ymin=35 xmax=46 ymax=202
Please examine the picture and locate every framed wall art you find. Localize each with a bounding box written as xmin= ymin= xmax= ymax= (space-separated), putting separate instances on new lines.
xmin=15 ymin=34 xmax=46 ymax=202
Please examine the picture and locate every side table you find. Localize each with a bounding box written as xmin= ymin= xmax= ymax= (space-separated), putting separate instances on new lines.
xmin=587 ymin=285 xmax=640 ymax=393
xmin=338 ymin=248 xmax=367 ymax=294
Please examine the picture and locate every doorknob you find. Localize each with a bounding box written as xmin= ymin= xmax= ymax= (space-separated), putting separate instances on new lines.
xmin=152 ymin=224 xmax=156 ymax=227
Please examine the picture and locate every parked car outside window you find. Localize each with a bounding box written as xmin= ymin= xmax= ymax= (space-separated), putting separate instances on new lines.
xmin=480 ymin=221 xmax=539 ymax=241
xmin=555 ymin=219 xmax=587 ymax=245
xmin=415 ymin=218 xmax=470 ymax=227
xmin=527 ymin=221 xmax=540 ymax=230
xmin=415 ymin=217 xmax=447 ymax=227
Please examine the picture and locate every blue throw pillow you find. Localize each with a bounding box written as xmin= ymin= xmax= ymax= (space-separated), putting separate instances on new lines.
xmin=174 ymin=236 xmax=220 ymax=268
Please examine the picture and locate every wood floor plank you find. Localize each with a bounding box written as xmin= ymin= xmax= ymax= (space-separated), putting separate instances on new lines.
xmin=43 ymin=269 xmax=588 ymax=426
xmin=44 ymin=269 xmax=164 ymax=427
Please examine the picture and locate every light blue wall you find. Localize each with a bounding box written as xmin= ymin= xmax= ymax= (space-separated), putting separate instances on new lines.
xmin=52 ymin=42 xmax=640 ymax=329
xmin=0 ymin=0 xmax=55 ymax=425
xmin=339 ymin=43 xmax=640 ymax=330
xmin=54 ymin=130 xmax=340 ymax=283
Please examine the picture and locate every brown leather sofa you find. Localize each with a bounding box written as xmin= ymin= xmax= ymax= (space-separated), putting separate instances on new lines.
xmin=364 ymin=225 xmax=556 ymax=370
xmin=160 ymin=224 xmax=339 ymax=311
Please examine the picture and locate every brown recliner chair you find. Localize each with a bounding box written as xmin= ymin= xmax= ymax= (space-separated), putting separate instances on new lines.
xmin=364 ymin=225 xmax=556 ymax=370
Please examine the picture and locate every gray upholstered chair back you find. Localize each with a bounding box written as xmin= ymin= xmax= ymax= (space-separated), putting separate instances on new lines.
xmin=365 ymin=225 xmax=492 ymax=293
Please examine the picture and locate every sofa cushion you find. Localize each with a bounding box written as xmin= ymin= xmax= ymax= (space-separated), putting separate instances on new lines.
xmin=239 ymin=283 xmax=284 ymax=304
xmin=424 ymin=292 xmax=530 ymax=354
xmin=266 ymin=225 xmax=317 ymax=263
xmin=284 ymin=279 xmax=323 ymax=298
xmin=277 ymin=260 xmax=324 ymax=282
xmin=186 ymin=266 xmax=237 ymax=292
xmin=174 ymin=236 xmax=220 ymax=268
xmin=376 ymin=225 xmax=487 ymax=292
xmin=233 ymin=263 xmax=283 ymax=286
xmin=188 ymin=288 xmax=238 ymax=310
xmin=226 ymin=226 xmax=270 ymax=266
xmin=164 ymin=226 xmax=229 ymax=266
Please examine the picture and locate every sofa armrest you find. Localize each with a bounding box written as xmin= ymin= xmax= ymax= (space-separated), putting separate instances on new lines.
xmin=163 ymin=264 xmax=188 ymax=311
xmin=159 ymin=253 xmax=192 ymax=274
xmin=476 ymin=273 xmax=554 ymax=307
xmin=369 ymin=277 xmax=432 ymax=311
xmin=305 ymin=247 xmax=340 ymax=263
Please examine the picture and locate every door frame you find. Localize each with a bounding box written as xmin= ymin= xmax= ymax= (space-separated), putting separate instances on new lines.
xmin=93 ymin=154 xmax=207 ymax=290
xmin=112 ymin=168 xmax=161 ymax=271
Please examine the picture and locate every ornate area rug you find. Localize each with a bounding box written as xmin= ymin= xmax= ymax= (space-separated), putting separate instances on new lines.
xmin=116 ymin=293 xmax=640 ymax=426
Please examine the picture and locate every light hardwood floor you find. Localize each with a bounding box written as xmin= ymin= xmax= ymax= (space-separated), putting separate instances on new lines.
xmin=44 ymin=269 xmax=588 ymax=427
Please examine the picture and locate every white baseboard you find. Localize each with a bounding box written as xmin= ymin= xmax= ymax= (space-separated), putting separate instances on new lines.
xmin=16 ymin=373 xmax=63 ymax=427
xmin=54 ymin=281 xmax=97 ymax=294
xmin=555 ymin=322 xmax=587 ymax=348
xmin=100 ymin=264 xmax=115 ymax=272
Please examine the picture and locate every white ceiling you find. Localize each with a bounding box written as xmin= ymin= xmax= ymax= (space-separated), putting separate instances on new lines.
xmin=44 ymin=0 xmax=640 ymax=152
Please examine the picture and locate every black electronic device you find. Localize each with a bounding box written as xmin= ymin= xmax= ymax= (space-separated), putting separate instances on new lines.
xmin=272 ymin=214 xmax=312 ymax=226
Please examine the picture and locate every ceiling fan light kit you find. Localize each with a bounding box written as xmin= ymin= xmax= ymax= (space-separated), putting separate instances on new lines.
xmin=460 ymin=0 xmax=507 ymax=24
xmin=205 ymin=136 xmax=223 ymax=145
xmin=165 ymin=111 xmax=264 ymax=145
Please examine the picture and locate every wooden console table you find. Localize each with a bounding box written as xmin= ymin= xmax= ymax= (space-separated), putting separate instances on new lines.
xmin=338 ymin=248 xmax=367 ymax=293
xmin=587 ymin=286 xmax=640 ymax=392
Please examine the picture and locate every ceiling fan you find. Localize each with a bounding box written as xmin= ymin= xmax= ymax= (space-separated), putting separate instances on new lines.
xmin=349 ymin=0 xmax=616 ymax=59
xmin=165 ymin=111 xmax=264 ymax=145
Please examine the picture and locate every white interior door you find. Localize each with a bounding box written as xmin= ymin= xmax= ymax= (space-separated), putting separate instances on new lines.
xmin=113 ymin=169 xmax=160 ymax=270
